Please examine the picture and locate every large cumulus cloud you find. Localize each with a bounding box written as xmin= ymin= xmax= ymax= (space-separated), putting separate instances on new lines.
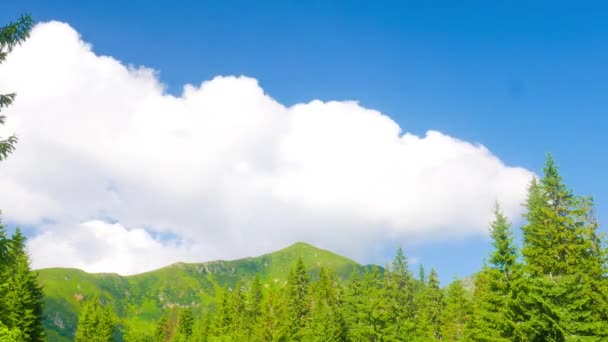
xmin=0 ymin=22 xmax=533 ymax=274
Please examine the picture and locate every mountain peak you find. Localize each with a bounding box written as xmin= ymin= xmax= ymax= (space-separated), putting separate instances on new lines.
xmin=284 ymin=241 xmax=316 ymax=250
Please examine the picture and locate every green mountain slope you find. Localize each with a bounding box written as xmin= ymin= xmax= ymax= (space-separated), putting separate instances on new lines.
xmin=38 ymin=242 xmax=374 ymax=341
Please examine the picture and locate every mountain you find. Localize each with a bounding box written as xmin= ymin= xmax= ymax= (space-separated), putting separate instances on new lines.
xmin=37 ymin=242 xmax=375 ymax=341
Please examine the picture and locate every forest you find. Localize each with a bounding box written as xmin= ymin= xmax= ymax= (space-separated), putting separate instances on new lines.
xmin=1 ymin=14 xmax=608 ymax=342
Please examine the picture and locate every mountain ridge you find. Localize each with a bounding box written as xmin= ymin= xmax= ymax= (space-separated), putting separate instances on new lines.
xmin=37 ymin=241 xmax=378 ymax=341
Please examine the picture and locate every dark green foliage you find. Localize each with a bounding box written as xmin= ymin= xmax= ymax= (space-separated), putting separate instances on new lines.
xmin=520 ymin=155 xmax=608 ymax=340
xmin=418 ymin=269 xmax=444 ymax=340
xmin=387 ymin=247 xmax=416 ymax=340
xmin=285 ymin=257 xmax=310 ymax=341
xmin=2 ymin=229 xmax=45 ymax=341
xmin=467 ymin=204 xmax=523 ymax=341
xmin=303 ymin=267 xmax=348 ymax=341
xmin=0 ymin=14 xmax=32 ymax=162
xmin=0 ymin=225 xmax=45 ymax=342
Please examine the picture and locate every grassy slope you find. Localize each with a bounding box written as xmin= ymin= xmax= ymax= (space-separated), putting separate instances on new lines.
xmin=38 ymin=242 xmax=373 ymax=341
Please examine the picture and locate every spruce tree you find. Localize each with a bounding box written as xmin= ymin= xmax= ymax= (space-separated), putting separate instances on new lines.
xmin=344 ymin=266 xmax=392 ymax=341
xmin=74 ymin=296 xmax=115 ymax=342
xmin=442 ymin=279 xmax=472 ymax=341
xmin=303 ymin=267 xmax=348 ymax=341
xmin=387 ymin=247 xmax=416 ymax=340
xmin=285 ymin=258 xmax=310 ymax=341
xmin=2 ymin=228 xmax=45 ymax=341
xmin=418 ymin=268 xmax=444 ymax=341
xmin=244 ymin=275 xmax=263 ymax=341
xmin=228 ymin=281 xmax=247 ymax=340
xmin=467 ymin=204 xmax=522 ymax=341
xmin=211 ymin=289 xmax=233 ymax=339
xmin=519 ymin=155 xmax=608 ymax=340
xmin=257 ymin=281 xmax=287 ymax=341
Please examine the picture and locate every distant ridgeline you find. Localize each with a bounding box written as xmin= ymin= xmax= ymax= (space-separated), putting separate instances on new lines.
xmin=38 ymin=242 xmax=374 ymax=341
xmin=35 ymin=155 xmax=608 ymax=341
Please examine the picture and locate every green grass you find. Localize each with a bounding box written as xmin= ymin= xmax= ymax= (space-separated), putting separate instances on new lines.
xmin=37 ymin=242 xmax=373 ymax=341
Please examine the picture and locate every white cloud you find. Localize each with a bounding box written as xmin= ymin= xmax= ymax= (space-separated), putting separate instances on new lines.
xmin=0 ymin=21 xmax=534 ymax=274
xmin=27 ymin=221 xmax=200 ymax=275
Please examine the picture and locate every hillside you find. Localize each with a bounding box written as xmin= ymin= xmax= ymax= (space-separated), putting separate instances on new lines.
xmin=38 ymin=242 xmax=375 ymax=341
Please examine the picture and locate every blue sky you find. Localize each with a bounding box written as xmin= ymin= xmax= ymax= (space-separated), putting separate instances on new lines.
xmin=1 ymin=1 xmax=607 ymax=283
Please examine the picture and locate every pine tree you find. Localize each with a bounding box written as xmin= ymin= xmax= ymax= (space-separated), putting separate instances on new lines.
xmin=417 ymin=268 xmax=444 ymax=341
xmin=442 ymin=279 xmax=472 ymax=341
xmin=74 ymin=296 xmax=115 ymax=342
xmin=387 ymin=247 xmax=416 ymax=340
xmin=228 ymin=280 xmax=247 ymax=340
xmin=467 ymin=204 xmax=522 ymax=341
xmin=257 ymin=281 xmax=287 ymax=341
xmin=211 ymin=289 xmax=233 ymax=339
xmin=2 ymin=228 xmax=45 ymax=341
xmin=520 ymin=155 xmax=608 ymax=340
xmin=303 ymin=267 xmax=348 ymax=341
xmin=285 ymin=258 xmax=310 ymax=341
xmin=344 ymin=266 xmax=392 ymax=341
xmin=244 ymin=275 xmax=263 ymax=341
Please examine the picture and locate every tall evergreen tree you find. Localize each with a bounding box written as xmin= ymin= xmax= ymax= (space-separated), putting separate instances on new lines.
xmin=228 ymin=280 xmax=247 ymax=340
xmin=285 ymin=258 xmax=310 ymax=341
xmin=418 ymin=268 xmax=444 ymax=341
xmin=344 ymin=266 xmax=392 ymax=341
xmin=303 ymin=267 xmax=348 ymax=341
xmin=387 ymin=247 xmax=416 ymax=340
xmin=520 ymin=155 xmax=608 ymax=340
xmin=211 ymin=289 xmax=233 ymax=339
xmin=244 ymin=275 xmax=263 ymax=341
xmin=467 ymin=204 xmax=523 ymax=341
xmin=442 ymin=279 xmax=472 ymax=341
xmin=1 ymin=228 xmax=45 ymax=341
xmin=257 ymin=281 xmax=287 ymax=341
